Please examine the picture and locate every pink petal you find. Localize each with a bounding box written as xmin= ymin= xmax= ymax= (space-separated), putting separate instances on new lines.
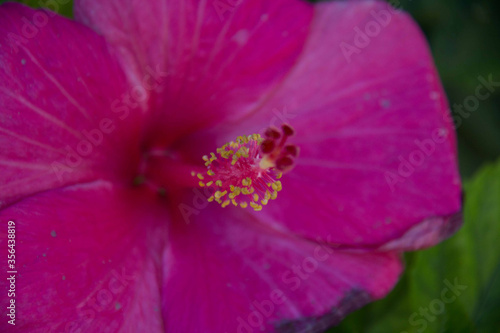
xmin=211 ymin=1 xmax=462 ymax=249
xmin=162 ymin=204 xmax=402 ymax=332
xmin=0 ymin=4 xmax=141 ymax=208
xmin=378 ymin=212 xmax=462 ymax=251
xmin=74 ymin=0 xmax=314 ymax=147
xmin=0 ymin=181 xmax=167 ymax=332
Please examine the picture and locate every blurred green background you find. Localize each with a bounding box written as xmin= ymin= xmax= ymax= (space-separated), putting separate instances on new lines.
xmin=2 ymin=0 xmax=499 ymax=332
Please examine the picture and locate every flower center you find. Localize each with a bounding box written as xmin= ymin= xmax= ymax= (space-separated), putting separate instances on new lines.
xmin=194 ymin=124 xmax=298 ymax=211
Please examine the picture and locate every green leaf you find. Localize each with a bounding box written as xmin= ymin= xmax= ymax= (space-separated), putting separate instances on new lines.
xmin=331 ymin=158 xmax=500 ymax=333
xmin=0 ymin=0 xmax=73 ymax=18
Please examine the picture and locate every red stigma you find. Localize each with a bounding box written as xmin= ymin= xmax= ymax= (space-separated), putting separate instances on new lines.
xmin=194 ymin=124 xmax=298 ymax=211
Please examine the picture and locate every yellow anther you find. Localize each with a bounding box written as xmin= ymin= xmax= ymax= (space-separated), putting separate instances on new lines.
xmin=191 ymin=171 xmax=196 ymax=176
xmin=271 ymin=190 xmax=278 ymax=200
xmin=271 ymin=181 xmax=282 ymax=192
xmin=197 ymin=129 xmax=292 ymax=211
xmin=249 ymin=201 xmax=263 ymax=211
xmin=264 ymin=191 xmax=271 ymax=200
xmin=237 ymin=136 xmax=248 ymax=144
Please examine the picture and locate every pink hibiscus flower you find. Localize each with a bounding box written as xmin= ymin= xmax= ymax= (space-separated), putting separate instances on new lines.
xmin=0 ymin=0 xmax=462 ymax=332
